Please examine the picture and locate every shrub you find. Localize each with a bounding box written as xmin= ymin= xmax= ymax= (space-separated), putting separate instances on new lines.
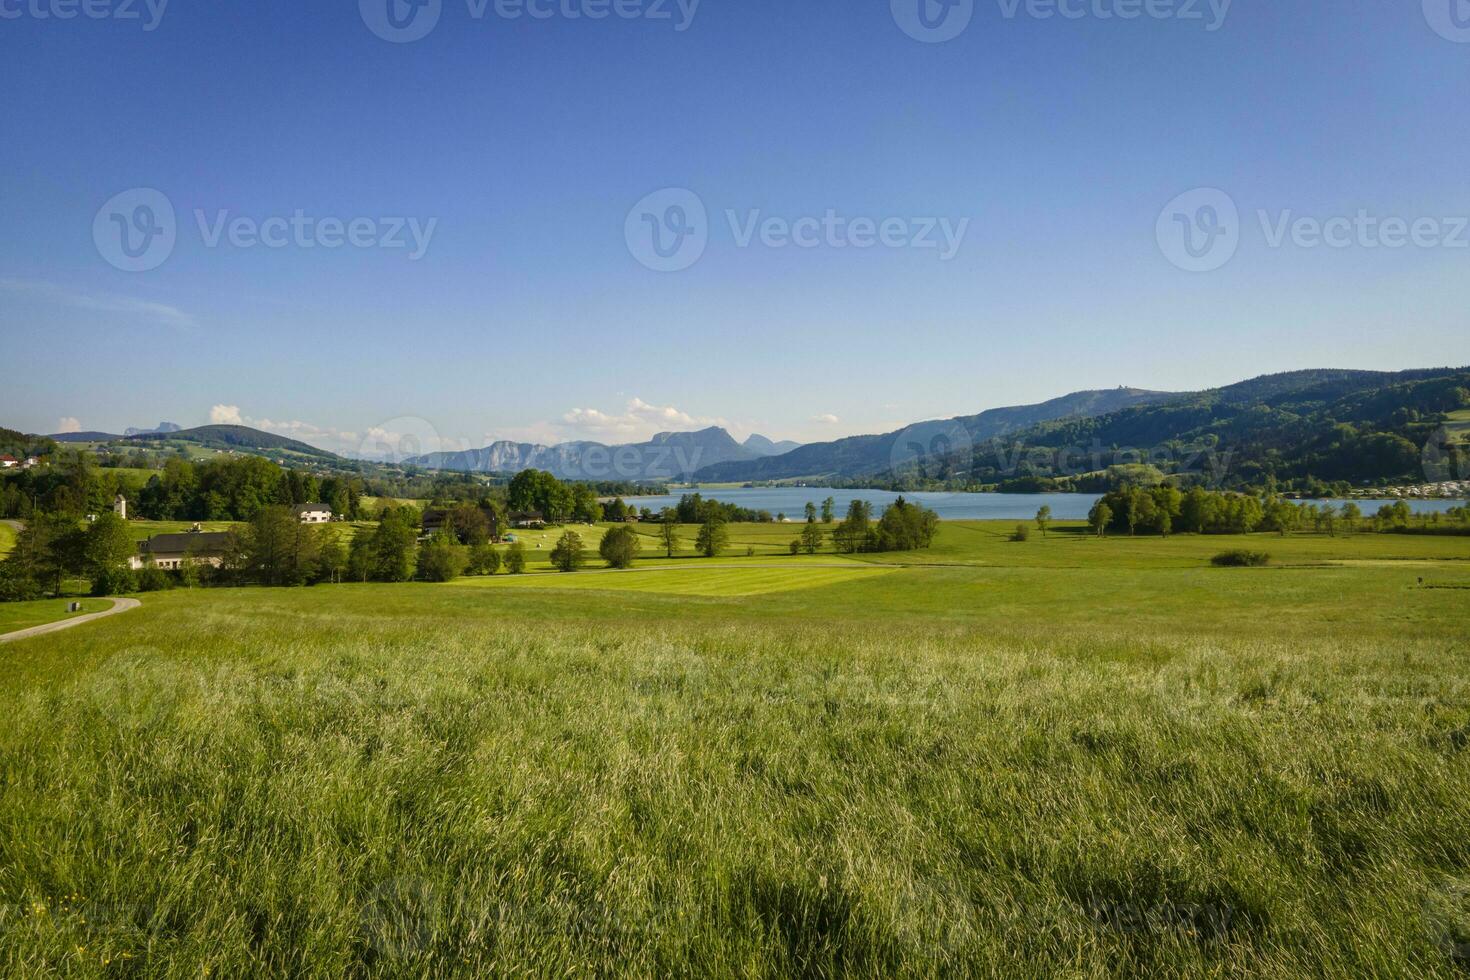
xmin=505 ymin=542 xmax=527 ymax=574
xmin=467 ymin=542 xmax=502 ymax=576
xmin=417 ymin=532 xmax=468 ymax=582
xmin=789 ymin=540 xmax=801 ymax=555
xmin=0 ymin=561 xmax=43 ymax=602
xmin=598 ymin=526 xmax=641 ymax=570
xmin=90 ymin=566 xmax=137 ymax=597
xmin=1211 ymin=550 xmax=1271 ymax=568
xmin=550 ymin=532 xmax=585 ymax=573
xmin=136 ymin=564 xmax=175 ymax=592
xmin=1012 ymin=524 xmax=1030 ymax=542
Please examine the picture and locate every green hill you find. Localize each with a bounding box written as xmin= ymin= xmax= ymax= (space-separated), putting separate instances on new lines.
xmin=903 ymin=367 xmax=1470 ymax=491
xmin=132 ymin=425 xmax=341 ymax=462
xmin=694 ymin=387 xmax=1180 ymax=482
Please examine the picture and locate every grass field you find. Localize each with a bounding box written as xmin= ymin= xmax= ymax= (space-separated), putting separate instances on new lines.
xmin=0 ymin=597 xmax=111 ymax=635
xmin=463 ymin=561 xmax=896 ymax=597
xmin=0 ymin=521 xmax=15 ymax=559
xmin=1 ymin=521 xmax=1468 ymax=976
xmin=99 ymin=467 xmax=162 ymax=492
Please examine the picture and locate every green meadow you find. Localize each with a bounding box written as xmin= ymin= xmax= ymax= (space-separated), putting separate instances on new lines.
xmin=0 ymin=597 xmax=111 ymax=635
xmin=2 ymin=521 xmax=1468 ymax=976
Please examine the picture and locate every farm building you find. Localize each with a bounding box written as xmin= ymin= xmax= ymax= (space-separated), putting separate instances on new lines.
xmin=294 ymin=503 xmax=333 ymax=524
xmin=130 ymin=530 xmax=232 ymax=571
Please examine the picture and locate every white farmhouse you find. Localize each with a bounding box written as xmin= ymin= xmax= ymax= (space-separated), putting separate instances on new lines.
xmin=130 ymin=531 xmax=231 ymax=571
xmin=294 ymin=503 xmax=333 ymax=524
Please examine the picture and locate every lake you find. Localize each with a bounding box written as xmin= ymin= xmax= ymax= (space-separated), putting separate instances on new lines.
xmin=625 ymin=487 xmax=1467 ymax=522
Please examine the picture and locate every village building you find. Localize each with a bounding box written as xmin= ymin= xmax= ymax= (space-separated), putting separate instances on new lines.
xmin=130 ymin=529 xmax=232 ymax=571
xmin=422 ymin=504 xmax=503 ymax=541
xmin=294 ymin=503 xmax=333 ymax=524
xmin=510 ymin=511 xmax=546 ymax=529
xmin=0 ymin=455 xmax=16 ymax=469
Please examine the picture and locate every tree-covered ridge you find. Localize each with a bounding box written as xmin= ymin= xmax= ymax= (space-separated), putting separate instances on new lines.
xmin=893 ymin=368 xmax=1470 ymax=493
xmin=0 ymin=427 xmax=56 ymax=461
xmin=129 ymin=424 xmax=340 ymax=461
xmin=692 ymin=388 xmax=1180 ymax=483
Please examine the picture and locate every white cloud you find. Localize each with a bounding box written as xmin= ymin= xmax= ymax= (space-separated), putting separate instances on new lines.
xmin=559 ymin=398 xmax=728 ymax=442
xmin=204 ymin=405 xmax=383 ymax=458
xmin=57 ymin=417 xmax=82 ymax=434
xmin=812 ymin=413 xmax=841 ymax=425
xmin=0 ymin=278 xmax=195 ymax=330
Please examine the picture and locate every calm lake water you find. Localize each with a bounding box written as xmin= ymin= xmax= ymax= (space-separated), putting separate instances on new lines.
xmin=626 ymin=488 xmax=1467 ymax=522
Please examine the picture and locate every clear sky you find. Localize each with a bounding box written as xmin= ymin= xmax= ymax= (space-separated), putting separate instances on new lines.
xmin=2 ymin=0 xmax=1468 ymax=455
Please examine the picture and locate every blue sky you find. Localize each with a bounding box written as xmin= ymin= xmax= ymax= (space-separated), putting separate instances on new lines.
xmin=2 ymin=0 xmax=1468 ymax=455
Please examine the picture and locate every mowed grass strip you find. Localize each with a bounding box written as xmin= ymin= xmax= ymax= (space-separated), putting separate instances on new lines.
xmin=453 ymin=563 xmax=897 ymax=597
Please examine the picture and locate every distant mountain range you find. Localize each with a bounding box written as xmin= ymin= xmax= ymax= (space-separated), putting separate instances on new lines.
xmin=50 ymin=421 xmax=180 ymax=442
xmin=406 ymin=430 xmax=801 ymax=482
xmin=742 ymin=434 xmax=803 ymax=456
xmin=26 ymin=366 xmax=1468 ymax=490
xmin=691 ymin=387 xmax=1179 ymax=483
xmin=124 ymin=421 xmax=181 ymax=437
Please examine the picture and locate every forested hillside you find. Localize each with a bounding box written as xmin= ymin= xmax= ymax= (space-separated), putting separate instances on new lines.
xmin=891 ymin=368 xmax=1470 ymax=492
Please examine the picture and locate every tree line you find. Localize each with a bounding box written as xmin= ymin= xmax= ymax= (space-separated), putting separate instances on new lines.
xmin=1084 ymin=486 xmax=1470 ymax=538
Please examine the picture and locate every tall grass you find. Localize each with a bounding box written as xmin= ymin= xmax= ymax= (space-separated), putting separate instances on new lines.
xmin=3 ymin=603 xmax=1469 ymax=976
